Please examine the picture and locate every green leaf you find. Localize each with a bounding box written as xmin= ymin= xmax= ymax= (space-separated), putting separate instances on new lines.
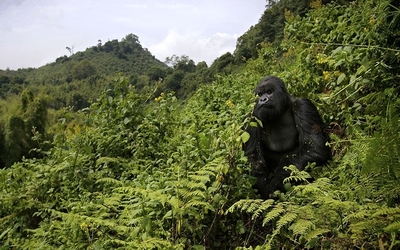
xmin=83 ymin=145 xmax=92 ymax=154
xmin=250 ymin=121 xmax=258 ymax=127
xmin=240 ymin=131 xmax=250 ymax=143
xmin=337 ymin=73 xmax=346 ymax=84
xmin=124 ymin=117 xmax=131 ymax=124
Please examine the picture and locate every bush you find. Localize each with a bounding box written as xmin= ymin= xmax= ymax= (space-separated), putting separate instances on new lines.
xmin=72 ymin=60 xmax=97 ymax=80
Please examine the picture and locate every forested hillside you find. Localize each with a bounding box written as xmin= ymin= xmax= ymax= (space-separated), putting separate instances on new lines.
xmin=0 ymin=33 xmax=167 ymax=110
xmin=1 ymin=0 xmax=400 ymax=249
xmin=0 ymin=34 xmax=214 ymax=168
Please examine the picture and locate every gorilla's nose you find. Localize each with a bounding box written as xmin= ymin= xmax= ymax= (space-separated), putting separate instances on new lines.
xmin=259 ymin=96 xmax=269 ymax=104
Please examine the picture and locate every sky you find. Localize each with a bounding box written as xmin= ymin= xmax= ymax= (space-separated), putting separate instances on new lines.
xmin=0 ymin=0 xmax=266 ymax=70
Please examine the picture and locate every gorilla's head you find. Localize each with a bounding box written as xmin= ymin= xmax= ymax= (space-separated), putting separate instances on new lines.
xmin=253 ymin=76 xmax=291 ymax=122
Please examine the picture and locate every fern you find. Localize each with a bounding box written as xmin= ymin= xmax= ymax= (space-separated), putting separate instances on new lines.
xmin=276 ymin=212 xmax=298 ymax=231
xmin=188 ymin=174 xmax=211 ymax=183
xmin=226 ymin=199 xmax=245 ymax=213
xmin=250 ymin=200 xmax=275 ymax=220
xmin=227 ymin=199 xmax=270 ymax=215
xmin=372 ymin=207 xmax=400 ymax=217
xmin=295 ymin=177 xmax=332 ymax=196
xmin=182 ymin=189 xmax=206 ymax=199
xmin=289 ymin=219 xmax=315 ymax=235
xmin=182 ymin=201 xmax=215 ymax=211
xmin=129 ymin=237 xmax=183 ymax=250
xmin=304 ymin=228 xmax=330 ymax=242
xmin=95 ymin=156 xmax=120 ymax=165
xmin=384 ymin=221 xmax=400 ymax=233
xmin=283 ymin=165 xmax=312 ymax=184
xmin=95 ymin=177 xmax=123 ymax=186
xmin=345 ymin=209 xmax=371 ymax=220
xmin=262 ymin=206 xmax=285 ymax=226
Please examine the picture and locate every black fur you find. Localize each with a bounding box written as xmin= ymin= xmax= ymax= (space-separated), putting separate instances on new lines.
xmin=244 ymin=76 xmax=331 ymax=199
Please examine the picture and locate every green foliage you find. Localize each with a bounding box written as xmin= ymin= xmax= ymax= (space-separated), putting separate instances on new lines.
xmin=4 ymin=115 xmax=26 ymax=166
xmin=234 ymin=0 xmax=343 ymax=62
xmin=363 ymin=105 xmax=400 ymax=205
xmin=279 ymin=0 xmax=400 ymax=130
xmin=227 ymin=0 xmax=400 ymax=248
xmin=72 ymin=60 xmax=96 ymax=80
xmin=229 ymin=151 xmax=400 ymax=249
xmin=1 ymin=0 xmax=400 ymax=249
xmin=0 ymin=75 xmax=256 ymax=248
xmin=0 ymin=33 xmax=169 ymax=112
xmin=0 ymin=89 xmax=49 ymax=167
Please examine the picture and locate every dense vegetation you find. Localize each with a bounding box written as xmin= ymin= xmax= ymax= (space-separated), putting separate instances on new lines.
xmin=0 ymin=35 xmax=214 ymax=168
xmin=1 ymin=0 xmax=400 ymax=249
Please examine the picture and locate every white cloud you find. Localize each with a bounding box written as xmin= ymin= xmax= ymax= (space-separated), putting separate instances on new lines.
xmin=0 ymin=0 xmax=266 ymax=69
xmin=149 ymin=30 xmax=238 ymax=65
xmin=122 ymin=3 xmax=148 ymax=9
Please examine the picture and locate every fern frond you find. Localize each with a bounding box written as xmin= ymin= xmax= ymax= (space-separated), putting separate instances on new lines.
xmin=96 ymin=177 xmax=123 ymax=186
xmin=113 ymin=186 xmax=135 ymax=194
xmin=372 ymin=207 xmax=400 ymax=217
xmin=227 ymin=200 xmax=249 ymax=213
xmin=96 ymin=156 xmax=119 ymax=165
xmin=182 ymin=189 xmax=206 ymax=199
xmin=251 ymin=199 xmax=275 ymax=220
xmin=167 ymin=196 xmax=180 ymax=210
xmin=191 ymin=169 xmax=217 ymax=177
xmin=105 ymin=238 xmax=128 ymax=247
xmin=384 ymin=221 xmax=400 ymax=233
xmin=188 ymin=174 xmax=211 ymax=183
xmin=289 ymin=219 xmax=315 ymax=235
xmin=185 ymin=181 xmax=207 ymax=191
xmin=147 ymin=191 xmax=170 ymax=206
xmin=296 ymin=177 xmax=332 ymax=196
xmin=263 ymin=207 xmax=285 ymax=226
xmin=182 ymin=200 xmax=215 ymax=211
xmin=346 ymin=209 xmax=370 ymax=220
xmin=283 ymin=165 xmax=311 ymax=183
xmin=267 ymin=212 xmax=298 ymax=249
xmin=276 ymin=212 xmax=298 ymax=231
xmin=226 ymin=199 xmax=264 ymax=214
xmin=350 ymin=220 xmax=373 ymax=237
xmin=131 ymin=237 xmax=179 ymax=249
xmin=304 ymin=228 xmax=330 ymax=242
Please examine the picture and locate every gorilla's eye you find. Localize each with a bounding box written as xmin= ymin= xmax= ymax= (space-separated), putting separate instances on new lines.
xmin=266 ymin=89 xmax=273 ymax=95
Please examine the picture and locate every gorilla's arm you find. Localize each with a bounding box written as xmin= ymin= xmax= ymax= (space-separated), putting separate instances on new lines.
xmin=243 ymin=123 xmax=271 ymax=199
xmin=289 ymin=98 xmax=331 ymax=169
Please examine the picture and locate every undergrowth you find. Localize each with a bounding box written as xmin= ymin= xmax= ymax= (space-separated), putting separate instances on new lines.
xmin=1 ymin=0 xmax=400 ymax=249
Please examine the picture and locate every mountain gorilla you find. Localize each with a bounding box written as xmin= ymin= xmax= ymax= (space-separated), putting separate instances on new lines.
xmin=244 ymin=76 xmax=331 ymax=199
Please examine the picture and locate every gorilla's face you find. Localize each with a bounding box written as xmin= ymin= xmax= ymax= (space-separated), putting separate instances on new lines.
xmin=253 ymin=76 xmax=290 ymax=122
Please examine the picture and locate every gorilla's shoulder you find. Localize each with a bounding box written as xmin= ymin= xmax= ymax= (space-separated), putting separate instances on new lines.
xmin=293 ymin=97 xmax=315 ymax=108
xmin=292 ymin=98 xmax=324 ymax=125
